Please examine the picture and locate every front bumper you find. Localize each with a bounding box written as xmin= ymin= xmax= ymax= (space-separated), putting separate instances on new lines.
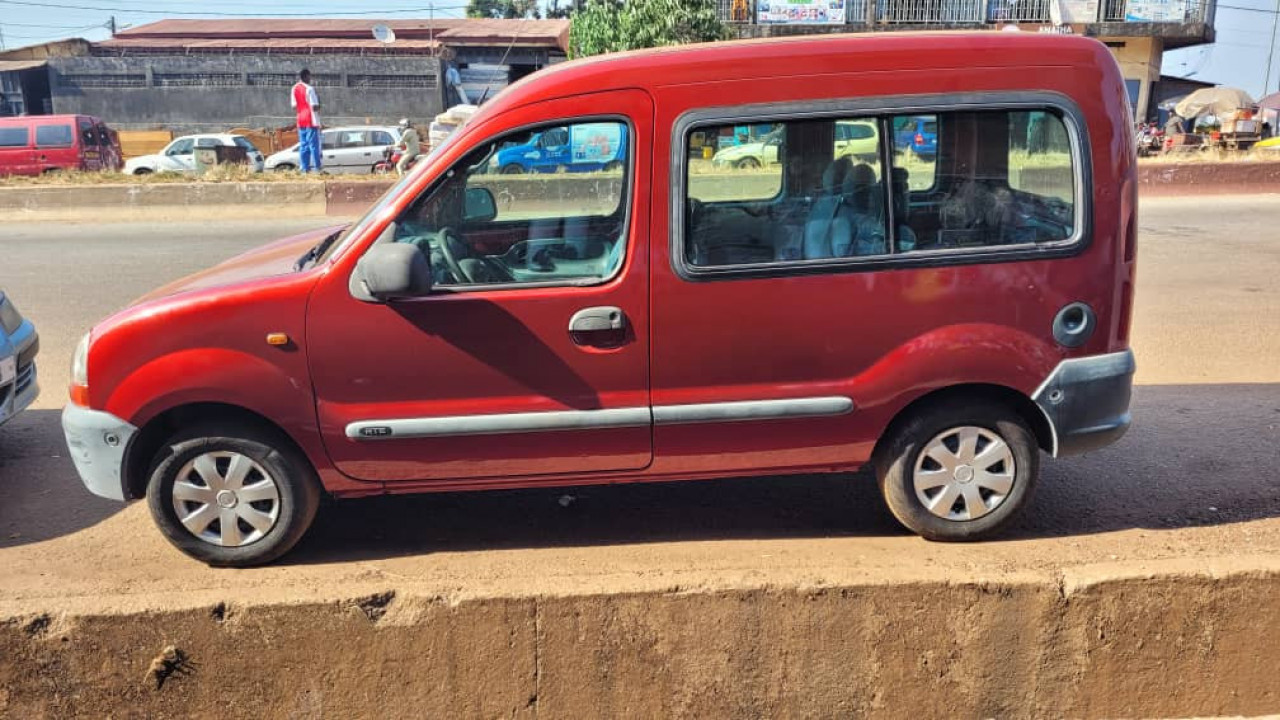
xmin=0 ymin=332 xmax=39 ymax=428
xmin=1033 ymin=349 xmax=1136 ymax=457
xmin=61 ymin=404 xmax=138 ymax=502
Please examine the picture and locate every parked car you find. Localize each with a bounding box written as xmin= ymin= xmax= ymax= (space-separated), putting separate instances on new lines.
xmin=711 ymin=126 xmax=784 ymax=169
xmin=494 ymin=122 xmax=626 ymax=174
xmin=0 ymin=290 xmax=39 ymax=428
xmin=62 ymin=32 xmax=1136 ymax=566
xmin=894 ymin=115 xmax=938 ymax=159
xmin=265 ymin=126 xmax=401 ymax=174
xmin=0 ymin=114 xmax=123 ymax=176
xmin=124 ymin=134 xmax=264 ymax=175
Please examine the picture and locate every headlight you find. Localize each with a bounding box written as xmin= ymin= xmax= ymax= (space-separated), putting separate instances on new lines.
xmin=71 ymin=332 xmax=90 ymax=387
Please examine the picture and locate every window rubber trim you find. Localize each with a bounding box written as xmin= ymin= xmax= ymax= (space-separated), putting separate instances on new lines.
xmin=670 ymin=91 xmax=1093 ymax=282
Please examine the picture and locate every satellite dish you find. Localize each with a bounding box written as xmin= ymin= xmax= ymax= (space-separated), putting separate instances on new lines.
xmin=372 ymin=25 xmax=396 ymax=44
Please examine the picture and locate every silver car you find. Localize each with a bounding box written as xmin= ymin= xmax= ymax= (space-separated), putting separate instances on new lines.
xmin=0 ymin=290 xmax=39 ymax=428
xmin=264 ymin=125 xmax=401 ymax=174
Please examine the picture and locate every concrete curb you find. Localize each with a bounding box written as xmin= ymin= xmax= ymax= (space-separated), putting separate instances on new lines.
xmin=3 ymin=161 xmax=1278 ymax=223
xmin=3 ymin=558 xmax=1279 ymax=717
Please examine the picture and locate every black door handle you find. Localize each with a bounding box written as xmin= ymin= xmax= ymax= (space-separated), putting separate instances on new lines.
xmin=569 ymin=306 xmax=628 ymax=347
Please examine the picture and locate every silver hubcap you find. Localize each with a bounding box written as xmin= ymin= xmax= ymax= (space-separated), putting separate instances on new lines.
xmin=913 ymin=426 xmax=1016 ymax=521
xmin=171 ymin=451 xmax=281 ymax=547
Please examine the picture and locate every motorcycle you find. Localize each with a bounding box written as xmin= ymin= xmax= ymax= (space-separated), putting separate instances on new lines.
xmin=373 ymin=146 xmax=421 ymax=174
xmin=1134 ymin=124 xmax=1165 ymax=157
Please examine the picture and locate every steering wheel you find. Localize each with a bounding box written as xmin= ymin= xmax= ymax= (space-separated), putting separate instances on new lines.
xmin=435 ymin=228 xmax=472 ymax=284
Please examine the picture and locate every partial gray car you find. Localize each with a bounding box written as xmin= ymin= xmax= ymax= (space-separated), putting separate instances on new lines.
xmin=0 ymin=290 xmax=39 ymax=427
xmin=264 ymin=126 xmax=401 ymax=174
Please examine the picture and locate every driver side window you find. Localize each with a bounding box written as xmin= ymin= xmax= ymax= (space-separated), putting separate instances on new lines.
xmin=167 ymin=138 xmax=194 ymax=156
xmin=392 ymin=120 xmax=631 ymax=288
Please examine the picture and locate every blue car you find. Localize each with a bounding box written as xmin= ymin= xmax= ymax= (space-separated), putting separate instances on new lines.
xmin=494 ymin=123 xmax=628 ymax=174
xmin=894 ymin=115 xmax=938 ymax=159
xmin=0 ymin=289 xmax=39 ymax=428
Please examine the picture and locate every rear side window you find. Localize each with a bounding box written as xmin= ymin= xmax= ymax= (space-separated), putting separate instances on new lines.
xmin=233 ymin=136 xmax=258 ymax=151
xmin=681 ymin=106 xmax=1079 ymax=271
xmin=79 ymin=120 xmax=96 ymax=146
xmin=35 ymin=124 xmax=73 ymax=148
xmin=0 ymin=127 xmax=28 ymax=147
xmin=371 ymin=130 xmax=395 ymax=145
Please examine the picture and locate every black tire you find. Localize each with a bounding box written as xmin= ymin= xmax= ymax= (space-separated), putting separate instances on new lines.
xmin=273 ymin=163 xmax=296 ymax=172
xmin=603 ymin=160 xmax=623 ymax=173
xmin=501 ymin=164 xmax=525 ymax=174
xmin=875 ymin=399 xmax=1039 ymax=541
xmin=735 ymin=156 xmax=761 ymax=170
xmin=132 ymin=167 xmax=153 ymax=175
xmin=146 ymin=423 xmax=322 ymax=567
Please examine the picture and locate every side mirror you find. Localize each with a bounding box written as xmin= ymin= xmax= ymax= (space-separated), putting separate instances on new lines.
xmin=464 ymin=187 xmax=497 ymax=223
xmin=354 ymin=243 xmax=432 ymax=301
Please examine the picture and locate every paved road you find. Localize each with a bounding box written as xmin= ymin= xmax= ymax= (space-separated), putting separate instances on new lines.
xmin=0 ymin=200 xmax=1278 ymax=607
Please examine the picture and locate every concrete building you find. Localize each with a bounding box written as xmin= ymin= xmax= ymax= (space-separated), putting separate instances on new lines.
xmin=718 ymin=0 xmax=1216 ymax=120
xmin=1 ymin=20 xmax=569 ymax=132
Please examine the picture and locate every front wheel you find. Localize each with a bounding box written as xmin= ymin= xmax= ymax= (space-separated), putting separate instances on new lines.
xmin=876 ymin=400 xmax=1038 ymax=541
xmin=500 ymin=164 xmax=525 ymax=174
xmin=132 ymin=167 xmax=153 ymax=175
xmin=735 ymin=157 xmax=761 ymax=170
xmin=146 ymin=424 xmax=322 ymax=566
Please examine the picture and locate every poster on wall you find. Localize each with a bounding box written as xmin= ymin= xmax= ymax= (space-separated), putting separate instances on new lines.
xmin=1124 ymin=0 xmax=1187 ymax=21
xmin=757 ymin=0 xmax=847 ymax=24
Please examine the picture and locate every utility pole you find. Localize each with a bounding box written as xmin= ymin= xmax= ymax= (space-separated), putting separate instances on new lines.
xmin=109 ymin=15 xmax=117 ymax=36
xmin=0 ymin=25 xmax=6 ymax=51
xmin=429 ymin=2 xmax=435 ymax=57
xmin=1266 ymin=0 xmax=1280 ymax=95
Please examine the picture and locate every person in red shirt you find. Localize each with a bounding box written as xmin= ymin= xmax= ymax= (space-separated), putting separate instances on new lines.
xmin=290 ymin=68 xmax=322 ymax=173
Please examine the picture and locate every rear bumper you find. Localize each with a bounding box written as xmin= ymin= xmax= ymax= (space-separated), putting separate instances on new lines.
xmin=0 ymin=331 xmax=39 ymax=428
xmin=1033 ymin=350 xmax=1136 ymax=457
xmin=61 ymin=404 xmax=137 ymax=502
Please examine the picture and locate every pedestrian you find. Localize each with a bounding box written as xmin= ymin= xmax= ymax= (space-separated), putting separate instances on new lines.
xmin=291 ymin=68 xmax=322 ymax=173
xmin=1164 ymin=112 xmax=1186 ymax=136
xmin=395 ymin=118 xmax=421 ymax=177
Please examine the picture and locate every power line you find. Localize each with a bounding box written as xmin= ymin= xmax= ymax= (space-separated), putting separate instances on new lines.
xmin=0 ymin=19 xmax=108 ymax=28
xmin=1218 ymin=2 xmax=1280 ymax=12
xmin=0 ymin=0 xmax=467 ymax=16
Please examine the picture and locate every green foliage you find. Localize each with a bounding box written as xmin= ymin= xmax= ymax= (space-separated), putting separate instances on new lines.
xmin=466 ymin=0 xmax=541 ymax=19
xmin=569 ymin=0 xmax=730 ymax=58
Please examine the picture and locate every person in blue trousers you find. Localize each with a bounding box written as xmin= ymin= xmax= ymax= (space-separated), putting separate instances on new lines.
xmin=290 ymin=68 xmax=322 ymax=173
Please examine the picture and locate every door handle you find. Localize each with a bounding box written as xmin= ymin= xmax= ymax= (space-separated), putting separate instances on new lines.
xmin=569 ymin=306 xmax=628 ymax=347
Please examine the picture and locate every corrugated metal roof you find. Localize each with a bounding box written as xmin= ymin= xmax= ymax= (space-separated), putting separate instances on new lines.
xmin=112 ymin=19 xmax=569 ymax=50
xmin=0 ymin=59 xmax=48 ymax=72
xmin=96 ymin=37 xmax=445 ymax=53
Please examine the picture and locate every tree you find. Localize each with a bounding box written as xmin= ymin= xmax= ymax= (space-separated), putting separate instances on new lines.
xmin=569 ymin=0 xmax=730 ymax=58
xmin=466 ymin=0 xmax=541 ymax=19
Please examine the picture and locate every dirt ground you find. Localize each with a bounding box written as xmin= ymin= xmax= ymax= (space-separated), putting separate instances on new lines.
xmin=1 ymin=195 xmax=1279 ymax=716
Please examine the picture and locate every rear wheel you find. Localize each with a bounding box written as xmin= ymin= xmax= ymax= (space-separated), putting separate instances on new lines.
xmin=132 ymin=167 xmax=153 ymax=175
xmin=273 ymin=163 xmax=296 ymax=172
xmin=735 ymin=156 xmax=761 ymax=170
xmin=501 ymin=164 xmax=525 ymax=174
xmin=875 ymin=400 xmax=1038 ymax=541
xmin=146 ymin=424 xmax=322 ymax=566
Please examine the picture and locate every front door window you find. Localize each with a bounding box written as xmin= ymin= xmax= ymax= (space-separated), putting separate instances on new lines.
xmin=391 ymin=120 xmax=630 ymax=288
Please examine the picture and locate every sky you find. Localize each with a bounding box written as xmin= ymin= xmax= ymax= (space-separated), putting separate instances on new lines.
xmin=3 ymin=0 xmax=1278 ymax=99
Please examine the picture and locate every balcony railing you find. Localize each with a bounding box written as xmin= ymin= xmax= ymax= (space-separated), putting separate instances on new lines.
xmin=732 ymin=0 xmax=1213 ymax=26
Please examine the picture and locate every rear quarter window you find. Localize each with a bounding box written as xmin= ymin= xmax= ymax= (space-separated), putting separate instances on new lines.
xmin=35 ymin=124 xmax=74 ymax=148
xmin=233 ymin=137 xmax=257 ymax=151
xmin=0 ymin=127 xmax=28 ymax=147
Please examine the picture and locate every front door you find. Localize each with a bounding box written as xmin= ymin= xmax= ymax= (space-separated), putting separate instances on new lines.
xmin=308 ymin=90 xmax=654 ymax=484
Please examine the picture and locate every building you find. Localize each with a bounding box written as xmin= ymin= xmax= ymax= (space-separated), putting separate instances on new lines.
xmin=1 ymin=20 xmax=569 ymax=131
xmin=718 ymin=0 xmax=1216 ymax=120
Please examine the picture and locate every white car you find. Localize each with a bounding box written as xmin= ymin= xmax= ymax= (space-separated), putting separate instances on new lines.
xmin=264 ymin=126 xmax=402 ymax=174
xmin=124 ymin=134 xmax=265 ymax=175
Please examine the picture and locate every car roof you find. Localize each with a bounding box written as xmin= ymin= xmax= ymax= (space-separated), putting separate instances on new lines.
xmin=477 ymin=31 xmax=1112 ymax=124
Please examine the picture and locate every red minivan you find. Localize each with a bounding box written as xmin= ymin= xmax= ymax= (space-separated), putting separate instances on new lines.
xmin=0 ymin=114 xmax=123 ymax=175
xmin=62 ymin=32 xmax=1137 ymax=566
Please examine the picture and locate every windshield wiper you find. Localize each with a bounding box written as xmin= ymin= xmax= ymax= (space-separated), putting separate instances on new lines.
xmin=294 ymin=229 xmax=343 ymax=271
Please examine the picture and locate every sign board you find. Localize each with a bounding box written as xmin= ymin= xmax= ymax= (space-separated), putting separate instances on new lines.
xmin=570 ymin=123 xmax=624 ymax=163
xmin=1124 ymin=0 xmax=1186 ymax=21
xmin=757 ymin=0 xmax=847 ymax=24
xmin=1058 ymin=0 xmax=1100 ymax=23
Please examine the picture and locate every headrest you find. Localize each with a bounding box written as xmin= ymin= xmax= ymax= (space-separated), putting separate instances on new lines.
xmin=822 ymin=156 xmax=853 ymax=193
